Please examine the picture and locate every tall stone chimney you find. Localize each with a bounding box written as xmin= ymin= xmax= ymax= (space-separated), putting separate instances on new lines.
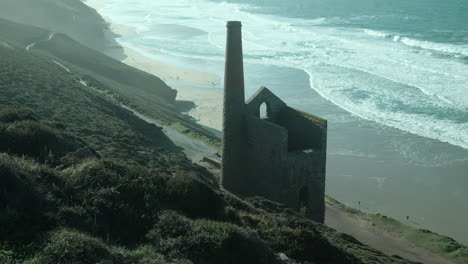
xmin=221 ymin=21 xmax=246 ymax=194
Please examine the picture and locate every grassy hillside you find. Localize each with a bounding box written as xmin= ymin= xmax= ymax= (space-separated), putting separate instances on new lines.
xmin=0 ymin=0 xmax=111 ymax=51
xmin=0 ymin=18 xmax=221 ymax=148
xmin=0 ymin=108 xmax=417 ymax=264
xmin=0 ymin=38 xmax=185 ymax=167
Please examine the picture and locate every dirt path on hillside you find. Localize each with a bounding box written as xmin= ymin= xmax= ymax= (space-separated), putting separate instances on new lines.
xmin=325 ymin=202 xmax=457 ymax=264
xmin=120 ymin=105 xmax=218 ymax=162
xmin=26 ymin=32 xmax=55 ymax=51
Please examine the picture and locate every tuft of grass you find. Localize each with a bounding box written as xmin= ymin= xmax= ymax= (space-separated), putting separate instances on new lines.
xmin=60 ymin=159 xmax=167 ymax=244
xmin=0 ymin=249 xmax=15 ymax=264
xmin=0 ymin=109 xmax=98 ymax=164
xmin=0 ymin=154 xmax=57 ymax=240
xmin=186 ymin=219 xmax=281 ymax=264
xmin=33 ymin=229 xmax=111 ymax=264
xmin=149 ymin=210 xmax=193 ymax=240
xmin=150 ymin=215 xmax=281 ymax=264
xmin=166 ymin=173 xmax=225 ymax=219
xmin=0 ymin=108 xmax=38 ymax=123
xmin=4 ymin=120 xmax=58 ymax=157
xmin=112 ymin=245 xmax=192 ymax=264
xmin=253 ymin=214 xmax=357 ymax=264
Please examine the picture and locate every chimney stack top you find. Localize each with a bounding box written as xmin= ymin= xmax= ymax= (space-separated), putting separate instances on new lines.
xmin=227 ymin=21 xmax=242 ymax=28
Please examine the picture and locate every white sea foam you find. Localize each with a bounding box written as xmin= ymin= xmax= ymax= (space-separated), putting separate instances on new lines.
xmin=94 ymin=0 xmax=468 ymax=150
xmin=363 ymin=29 xmax=468 ymax=56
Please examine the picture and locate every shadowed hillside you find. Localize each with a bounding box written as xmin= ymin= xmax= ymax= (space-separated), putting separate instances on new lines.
xmin=0 ymin=18 xmax=221 ymax=147
xmin=0 ymin=0 xmax=111 ymax=51
xmin=0 ymin=39 xmax=187 ymax=167
xmin=0 ymin=109 xmax=417 ymax=264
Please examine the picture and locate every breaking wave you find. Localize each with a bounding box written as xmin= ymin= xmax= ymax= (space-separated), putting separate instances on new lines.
xmin=90 ymin=0 xmax=468 ymax=150
xmin=363 ymin=29 xmax=468 ymax=57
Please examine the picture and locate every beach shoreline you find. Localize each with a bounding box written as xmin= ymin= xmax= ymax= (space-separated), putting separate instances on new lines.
xmin=85 ymin=0 xmax=224 ymax=131
xmin=114 ymin=40 xmax=224 ymax=131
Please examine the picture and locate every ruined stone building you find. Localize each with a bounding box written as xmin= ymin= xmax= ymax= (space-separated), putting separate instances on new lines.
xmin=221 ymin=21 xmax=328 ymax=223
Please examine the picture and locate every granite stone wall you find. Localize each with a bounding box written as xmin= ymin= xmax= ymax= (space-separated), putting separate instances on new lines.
xmin=221 ymin=21 xmax=327 ymax=223
xmin=245 ymin=115 xmax=288 ymax=200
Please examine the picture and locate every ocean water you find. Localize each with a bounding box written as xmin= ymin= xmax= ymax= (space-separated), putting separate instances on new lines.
xmin=96 ymin=0 xmax=468 ymax=150
xmin=90 ymin=0 xmax=468 ymax=244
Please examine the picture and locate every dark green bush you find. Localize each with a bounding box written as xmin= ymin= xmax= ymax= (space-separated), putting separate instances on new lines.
xmin=61 ymin=159 xmax=167 ymax=244
xmin=54 ymin=206 xmax=93 ymax=233
xmin=170 ymin=219 xmax=279 ymax=264
xmin=148 ymin=211 xmax=193 ymax=241
xmin=35 ymin=229 xmax=111 ymax=264
xmin=149 ymin=215 xmax=279 ymax=264
xmin=3 ymin=120 xmax=58 ymax=159
xmin=256 ymin=216 xmax=358 ymax=264
xmin=166 ymin=174 xmax=224 ymax=219
xmin=0 ymin=108 xmax=38 ymax=123
xmin=0 ymin=114 xmax=93 ymax=164
xmin=259 ymin=225 xmax=321 ymax=260
xmin=0 ymin=249 xmax=15 ymax=264
xmin=112 ymin=245 xmax=192 ymax=264
xmin=0 ymin=155 xmax=54 ymax=240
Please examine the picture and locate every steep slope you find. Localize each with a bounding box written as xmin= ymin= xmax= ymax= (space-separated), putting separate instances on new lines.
xmin=0 ymin=39 xmax=186 ymax=167
xmin=0 ymin=18 xmax=220 ymax=147
xmin=0 ymin=109 xmax=416 ymax=264
xmin=0 ymin=18 xmax=176 ymax=106
xmin=0 ymin=0 xmax=111 ymax=51
xmin=0 ymin=27 xmax=417 ymax=264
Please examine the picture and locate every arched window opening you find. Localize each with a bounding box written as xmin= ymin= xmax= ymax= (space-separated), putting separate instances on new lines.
xmin=260 ymin=102 xmax=269 ymax=119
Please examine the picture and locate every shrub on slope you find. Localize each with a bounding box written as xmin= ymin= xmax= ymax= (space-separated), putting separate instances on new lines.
xmin=147 ymin=211 xmax=281 ymax=264
xmin=0 ymin=108 xmax=97 ymax=164
xmin=31 ymin=229 xmax=112 ymax=264
xmin=0 ymin=154 xmax=56 ymax=240
xmin=0 ymin=110 xmax=417 ymax=264
xmin=60 ymin=159 xmax=167 ymax=244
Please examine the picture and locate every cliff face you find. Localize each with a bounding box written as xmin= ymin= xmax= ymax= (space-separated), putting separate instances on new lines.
xmin=0 ymin=0 xmax=110 ymax=51
xmin=0 ymin=18 xmax=177 ymax=107
xmin=0 ymin=34 xmax=180 ymax=165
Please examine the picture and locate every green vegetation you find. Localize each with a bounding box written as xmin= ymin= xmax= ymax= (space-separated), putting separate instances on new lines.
xmin=0 ymin=12 xmax=428 ymax=264
xmin=0 ymin=17 xmax=221 ymax=151
xmin=33 ymin=230 xmax=112 ymax=264
xmin=0 ymin=108 xmax=416 ymax=263
xmin=0 ymin=37 xmax=186 ymax=166
xmin=326 ymin=196 xmax=468 ymax=264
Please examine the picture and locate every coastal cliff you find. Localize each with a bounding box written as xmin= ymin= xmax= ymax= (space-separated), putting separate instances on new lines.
xmin=0 ymin=0 xmax=111 ymax=51
xmin=0 ymin=1 xmax=467 ymax=263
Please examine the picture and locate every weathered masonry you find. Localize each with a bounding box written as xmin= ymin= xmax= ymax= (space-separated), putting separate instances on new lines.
xmin=221 ymin=21 xmax=328 ymax=223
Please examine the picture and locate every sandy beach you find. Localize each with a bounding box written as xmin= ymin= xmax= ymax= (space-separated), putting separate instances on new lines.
xmin=121 ymin=46 xmax=224 ymax=131
xmin=85 ymin=0 xmax=224 ymax=131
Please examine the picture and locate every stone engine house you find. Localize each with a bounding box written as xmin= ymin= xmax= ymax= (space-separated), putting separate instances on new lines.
xmin=221 ymin=21 xmax=328 ymax=223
